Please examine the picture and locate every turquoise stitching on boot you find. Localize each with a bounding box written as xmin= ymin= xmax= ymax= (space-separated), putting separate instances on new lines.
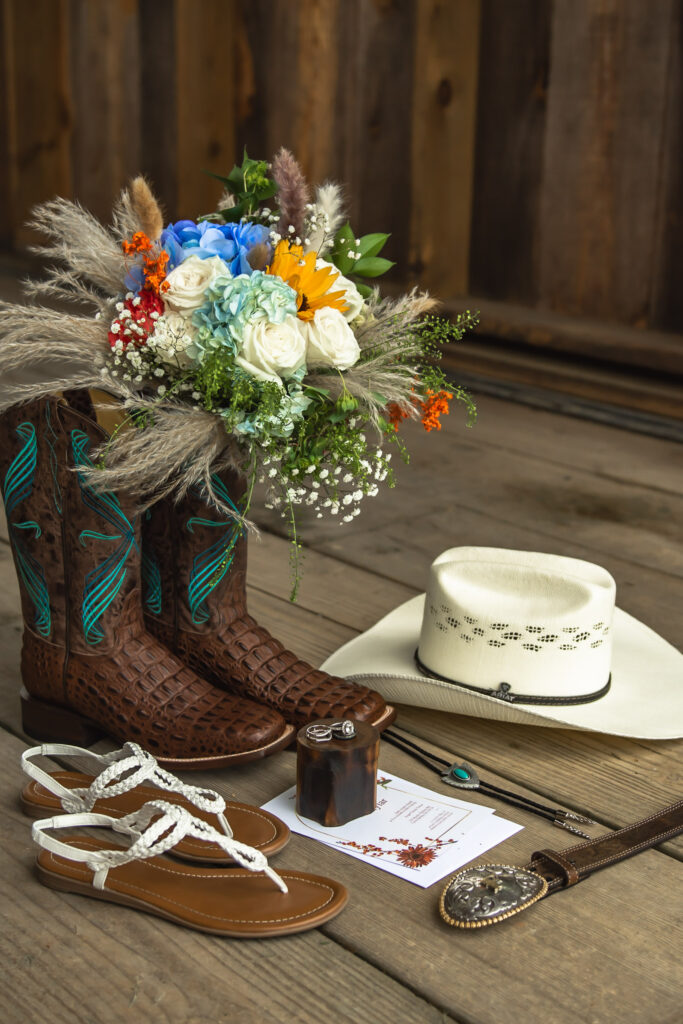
xmin=141 ymin=509 xmax=162 ymax=616
xmin=44 ymin=403 xmax=62 ymax=514
xmin=3 ymin=422 xmax=51 ymax=637
xmin=70 ymin=429 xmax=137 ymax=645
xmin=142 ymin=549 xmax=162 ymax=615
xmin=4 ymin=422 xmax=37 ymax=517
xmin=186 ymin=474 xmax=242 ymax=625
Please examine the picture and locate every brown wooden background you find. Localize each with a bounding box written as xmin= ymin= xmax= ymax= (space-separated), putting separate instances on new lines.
xmin=1 ymin=0 xmax=682 ymax=400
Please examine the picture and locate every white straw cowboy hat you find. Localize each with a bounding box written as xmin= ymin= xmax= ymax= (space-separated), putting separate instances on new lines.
xmin=322 ymin=548 xmax=683 ymax=739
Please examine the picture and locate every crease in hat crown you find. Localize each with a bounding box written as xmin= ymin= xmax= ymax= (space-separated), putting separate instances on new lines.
xmin=418 ymin=548 xmax=616 ymax=700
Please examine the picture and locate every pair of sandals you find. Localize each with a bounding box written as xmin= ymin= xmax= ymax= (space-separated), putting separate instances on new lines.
xmin=22 ymin=741 xmax=348 ymax=938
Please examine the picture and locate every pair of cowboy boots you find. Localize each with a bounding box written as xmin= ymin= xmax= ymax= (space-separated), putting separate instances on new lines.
xmin=0 ymin=395 xmax=392 ymax=769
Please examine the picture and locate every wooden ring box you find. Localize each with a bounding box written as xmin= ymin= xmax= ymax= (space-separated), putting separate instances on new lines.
xmin=296 ymin=718 xmax=380 ymax=827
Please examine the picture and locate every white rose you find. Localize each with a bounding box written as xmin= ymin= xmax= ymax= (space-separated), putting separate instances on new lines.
xmin=164 ymin=254 xmax=231 ymax=314
xmin=304 ymin=306 xmax=361 ymax=370
xmin=316 ymin=259 xmax=365 ymax=321
xmin=148 ymin=312 xmax=198 ymax=368
xmin=235 ymin=314 xmax=307 ymax=385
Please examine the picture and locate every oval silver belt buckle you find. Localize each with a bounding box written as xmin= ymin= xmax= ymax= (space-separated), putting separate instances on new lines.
xmin=439 ymin=864 xmax=548 ymax=929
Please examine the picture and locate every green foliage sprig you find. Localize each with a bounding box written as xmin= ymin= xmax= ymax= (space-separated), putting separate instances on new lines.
xmin=208 ymin=149 xmax=279 ymax=222
xmin=414 ymin=309 xmax=479 ymax=426
xmin=331 ymin=223 xmax=395 ymax=298
xmin=415 ymin=310 xmax=480 ymax=357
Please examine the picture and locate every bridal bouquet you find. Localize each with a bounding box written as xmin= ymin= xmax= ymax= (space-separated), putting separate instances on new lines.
xmin=1 ymin=149 xmax=477 ymax=595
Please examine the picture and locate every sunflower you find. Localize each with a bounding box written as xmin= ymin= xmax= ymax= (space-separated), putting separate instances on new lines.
xmin=267 ymin=240 xmax=348 ymax=320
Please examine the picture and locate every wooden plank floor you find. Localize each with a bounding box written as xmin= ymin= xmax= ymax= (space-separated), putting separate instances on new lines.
xmin=0 ymin=391 xmax=681 ymax=1024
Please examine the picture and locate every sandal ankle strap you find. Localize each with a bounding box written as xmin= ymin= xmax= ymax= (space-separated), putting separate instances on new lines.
xmin=32 ymin=800 xmax=288 ymax=894
xmin=22 ymin=743 xmax=232 ymax=836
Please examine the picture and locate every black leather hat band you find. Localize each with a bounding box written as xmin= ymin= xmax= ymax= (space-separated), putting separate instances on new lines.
xmin=414 ymin=650 xmax=611 ymax=707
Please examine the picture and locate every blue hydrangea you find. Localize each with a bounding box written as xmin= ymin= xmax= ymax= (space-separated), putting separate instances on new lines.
xmin=160 ymin=219 xmax=271 ymax=277
xmin=189 ymin=272 xmax=298 ymax=361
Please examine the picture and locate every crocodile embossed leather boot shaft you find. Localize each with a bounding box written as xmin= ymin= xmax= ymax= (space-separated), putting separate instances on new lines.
xmin=0 ymin=398 xmax=294 ymax=767
xmin=142 ymin=468 xmax=395 ymax=730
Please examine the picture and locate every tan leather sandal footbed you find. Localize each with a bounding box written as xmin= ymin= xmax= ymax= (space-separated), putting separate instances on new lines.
xmin=37 ymin=836 xmax=348 ymax=938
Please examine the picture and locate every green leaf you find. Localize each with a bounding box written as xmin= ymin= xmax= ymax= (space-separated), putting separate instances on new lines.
xmin=331 ymin=253 xmax=353 ymax=275
xmin=358 ymin=232 xmax=390 ymax=259
xmin=331 ymin=223 xmax=357 ymax=274
xmin=219 ymin=200 xmax=247 ymax=222
xmin=371 ymin=391 xmax=387 ymax=405
xmin=328 ymin=410 xmax=349 ymax=423
xmin=205 ymin=170 xmax=234 ymax=188
xmin=355 ymin=282 xmax=374 ymax=299
xmin=220 ymin=202 xmax=246 ymax=221
xmin=228 ymin=163 xmax=249 ymax=190
xmin=353 ymin=256 xmax=395 ymax=278
xmin=255 ymin=181 xmax=278 ymax=200
xmin=303 ymin=384 xmax=331 ymax=398
xmin=334 ymin=222 xmax=355 ymax=248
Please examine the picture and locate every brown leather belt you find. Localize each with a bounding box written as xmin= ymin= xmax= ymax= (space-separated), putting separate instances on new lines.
xmin=440 ymin=799 xmax=683 ymax=928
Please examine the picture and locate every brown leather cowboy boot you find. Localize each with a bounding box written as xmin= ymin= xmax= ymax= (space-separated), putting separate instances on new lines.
xmin=0 ymin=397 xmax=294 ymax=768
xmin=142 ymin=468 xmax=395 ymax=730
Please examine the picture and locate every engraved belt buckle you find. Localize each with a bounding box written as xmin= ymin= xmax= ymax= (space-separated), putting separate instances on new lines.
xmin=439 ymin=864 xmax=548 ymax=929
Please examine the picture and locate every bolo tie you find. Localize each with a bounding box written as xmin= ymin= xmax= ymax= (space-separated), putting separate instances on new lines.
xmin=383 ymin=728 xmax=596 ymax=838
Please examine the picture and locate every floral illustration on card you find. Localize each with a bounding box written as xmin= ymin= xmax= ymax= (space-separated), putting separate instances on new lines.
xmin=337 ymin=835 xmax=457 ymax=869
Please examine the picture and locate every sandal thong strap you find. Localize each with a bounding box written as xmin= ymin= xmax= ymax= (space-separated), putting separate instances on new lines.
xmin=21 ymin=742 xmax=231 ymax=835
xmin=32 ymin=800 xmax=288 ymax=893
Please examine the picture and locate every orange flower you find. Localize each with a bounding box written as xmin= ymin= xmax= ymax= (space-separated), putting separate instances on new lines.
xmin=143 ymin=249 xmax=170 ymax=294
xmin=267 ymin=240 xmax=348 ymax=320
xmin=122 ymin=231 xmax=154 ymax=256
xmin=122 ymin=231 xmax=170 ymax=295
xmin=420 ymin=388 xmax=453 ymax=432
xmin=387 ymin=402 xmax=410 ymax=433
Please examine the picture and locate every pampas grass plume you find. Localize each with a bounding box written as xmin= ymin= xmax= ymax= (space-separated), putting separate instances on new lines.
xmin=129 ymin=176 xmax=164 ymax=240
xmin=272 ymin=148 xmax=310 ymax=238
xmin=307 ymin=182 xmax=345 ymax=255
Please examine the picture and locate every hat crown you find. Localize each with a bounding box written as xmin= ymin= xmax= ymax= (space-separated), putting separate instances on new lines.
xmin=419 ymin=548 xmax=615 ymax=700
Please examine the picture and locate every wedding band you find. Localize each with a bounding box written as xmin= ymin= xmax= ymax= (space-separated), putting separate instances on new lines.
xmin=306 ymin=724 xmax=333 ymax=742
xmin=305 ymin=720 xmax=357 ymax=743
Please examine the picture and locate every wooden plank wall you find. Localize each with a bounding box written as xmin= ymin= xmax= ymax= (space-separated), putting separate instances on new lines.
xmin=0 ymin=0 xmax=681 ymax=339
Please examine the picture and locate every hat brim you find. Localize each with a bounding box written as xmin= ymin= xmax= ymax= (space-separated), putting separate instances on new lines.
xmin=321 ymin=595 xmax=683 ymax=739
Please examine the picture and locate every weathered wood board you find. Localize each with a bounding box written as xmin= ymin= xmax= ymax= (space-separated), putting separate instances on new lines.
xmin=0 ymin=390 xmax=680 ymax=1023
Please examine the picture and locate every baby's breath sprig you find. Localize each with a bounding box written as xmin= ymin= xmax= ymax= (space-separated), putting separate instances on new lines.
xmin=256 ymin=402 xmax=395 ymax=598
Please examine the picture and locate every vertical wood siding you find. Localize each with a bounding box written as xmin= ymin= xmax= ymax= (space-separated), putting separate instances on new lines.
xmin=0 ymin=0 xmax=680 ymax=334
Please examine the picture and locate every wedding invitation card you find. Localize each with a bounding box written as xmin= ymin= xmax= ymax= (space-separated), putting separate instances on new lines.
xmin=262 ymin=771 xmax=522 ymax=888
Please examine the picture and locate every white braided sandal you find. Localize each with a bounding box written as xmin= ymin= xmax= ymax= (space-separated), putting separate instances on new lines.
xmin=21 ymin=742 xmax=290 ymax=861
xmin=32 ymin=800 xmax=348 ymax=938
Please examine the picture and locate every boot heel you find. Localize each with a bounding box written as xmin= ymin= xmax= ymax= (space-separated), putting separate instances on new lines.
xmin=20 ymin=688 xmax=104 ymax=747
